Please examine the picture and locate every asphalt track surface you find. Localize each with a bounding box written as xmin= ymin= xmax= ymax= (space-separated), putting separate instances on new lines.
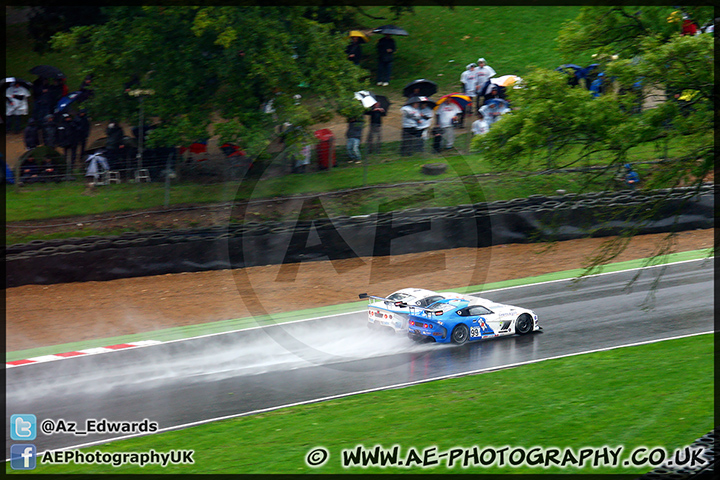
xmin=6 ymin=259 xmax=713 ymax=458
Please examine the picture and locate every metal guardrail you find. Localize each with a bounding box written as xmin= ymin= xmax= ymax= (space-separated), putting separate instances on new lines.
xmin=4 ymin=185 xmax=714 ymax=287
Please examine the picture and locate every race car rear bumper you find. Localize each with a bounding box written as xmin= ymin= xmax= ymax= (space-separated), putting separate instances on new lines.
xmin=408 ymin=328 xmax=445 ymax=341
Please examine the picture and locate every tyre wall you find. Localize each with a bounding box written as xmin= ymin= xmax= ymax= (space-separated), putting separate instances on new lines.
xmin=5 ymin=186 xmax=714 ymax=287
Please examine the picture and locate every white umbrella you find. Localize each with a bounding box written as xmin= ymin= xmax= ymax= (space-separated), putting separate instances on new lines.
xmin=354 ymin=90 xmax=377 ymax=108
xmin=491 ymin=75 xmax=523 ymax=88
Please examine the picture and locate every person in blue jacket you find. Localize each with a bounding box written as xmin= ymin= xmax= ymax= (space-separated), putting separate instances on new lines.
xmin=624 ymin=163 xmax=640 ymax=189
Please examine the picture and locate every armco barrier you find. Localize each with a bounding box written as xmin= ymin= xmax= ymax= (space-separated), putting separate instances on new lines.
xmin=5 ymin=186 xmax=714 ymax=287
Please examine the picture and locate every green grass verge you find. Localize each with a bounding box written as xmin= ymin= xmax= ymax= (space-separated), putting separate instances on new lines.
xmin=7 ymin=248 xmax=712 ymax=361
xmin=10 ymin=333 xmax=713 ymax=474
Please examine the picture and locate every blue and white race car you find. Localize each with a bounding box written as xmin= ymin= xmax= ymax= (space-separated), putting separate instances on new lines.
xmin=407 ymin=297 xmax=541 ymax=344
xmin=359 ymin=288 xmax=471 ymax=334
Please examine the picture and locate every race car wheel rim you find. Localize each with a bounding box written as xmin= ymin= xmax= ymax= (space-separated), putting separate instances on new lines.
xmin=516 ymin=314 xmax=532 ymax=334
xmin=451 ymin=325 xmax=469 ymax=344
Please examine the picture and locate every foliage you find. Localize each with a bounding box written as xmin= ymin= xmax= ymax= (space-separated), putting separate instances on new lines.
xmin=50 ymin=6 xmax=368 ymax=155
xmin=24 ymin=6 xmax=106 ymax=53
xmin=475 ymin=13 xmax=714 ymax=181
xmin=474 ymin=7 xmax=714 ymax=272
xmin=556 ymin=6 xmax=714 ymax=59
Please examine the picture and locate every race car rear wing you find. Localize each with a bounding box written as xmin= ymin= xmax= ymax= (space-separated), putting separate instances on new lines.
xmin=358 ymin=293 xmax=408 ymax=308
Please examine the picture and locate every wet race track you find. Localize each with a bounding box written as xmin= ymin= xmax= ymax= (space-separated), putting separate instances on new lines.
xmin=6 ymin=259 xmax=713 ymax=457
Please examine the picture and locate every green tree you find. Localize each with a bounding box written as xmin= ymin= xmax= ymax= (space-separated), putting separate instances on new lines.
xmin=51 ymin=6 xmax=368 ymax=155
xmin=473 ymin=6 xmax=714 ymax=274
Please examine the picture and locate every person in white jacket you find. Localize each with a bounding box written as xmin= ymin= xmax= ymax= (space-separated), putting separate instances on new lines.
xmin=478 ymin=100 xmax=510 ymax=128
xmin=416 ymin=103 xmax=435 ymax=152
xmin=85 ymin=150 xmax=110 ymax=185
xmin=400 ymin=102 xmax=421 ymax=156
xmin=436 ymin=101 xmax=462 ymax=148
xmin=474 ymin=58 xmax=496 ymax=110
xmin=458 ymin=63 xmax=478 ymax=128
xmin=5 ymin=81 xmax=31 ymax=134
xmin=471 ymin=111 xmax=490 ymax=136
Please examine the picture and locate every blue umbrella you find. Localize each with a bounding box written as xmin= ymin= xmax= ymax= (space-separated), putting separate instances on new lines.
xmin=484 ymin=98 xmax=509 ymax=110
xmin=55 ymin=91 xmax=83 ymax=113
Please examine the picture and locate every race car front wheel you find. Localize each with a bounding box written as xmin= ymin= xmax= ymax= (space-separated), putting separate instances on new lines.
xmin=451 ymin=324 xmax=469 ymax=345
xmin=515 ymin=314 xmax=533 ymax=335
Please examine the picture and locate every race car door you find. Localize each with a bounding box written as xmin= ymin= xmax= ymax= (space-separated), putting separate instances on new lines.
xmin=464 ymin=305 xmax=500 ymax=339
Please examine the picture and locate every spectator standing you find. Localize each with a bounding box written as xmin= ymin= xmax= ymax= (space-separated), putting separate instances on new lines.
xmin=436 ymin=101 xmax=462 ymax=149
xmin=41 ymin=114 xmax=58 ymax=148
xmin=23 ymin=118 xmax=41 ymax=150
xmin=105 ymin=120 xmax=125 ymax=171
xmin=482 ymin=85 xmax=505 ymax=105
xmin=56 ymin=113 xmax=79 ymax=176
xmin=74 ymin=109 xmax=91 ymax=160
xmin=478 ymin=101 xmax=510 ymax=129
xmin=400 ymin=101 xmax=421 ymax=156
xmin=458 ymin=63 xmax=478 ymax=128
xmin=364 ymin=101 xmax=386 ymax=154
xmin=5 ymin=81 xmax=31 ymax=134
xmin=376 ymin=34 xmax=396 ymax=86
xmin=624 ymin=163 xmax=640 ymax=189
xmin=681 ymin=13 xmax=699 ymax=35
xmin=32 ymin=78 xmax=53 ymax=122
xmin=345 ymin=116 xmax=364 ymax=163
xmin=474 ymin=58 xmax=496 ymax=110
xmin=346 ymin=36 xmax=363 ymax=65
xmin=589 ymin=72 xmax=604 ymax=98
xmin=76 ymin=75 xmax=94 ymax=104
xmin=85 ymin=150 xmax=110 ymax=185
xmin=471 ymin=111 xmax=490 ymax=136
xmin=416 ymin=102 xmax=435 ymax=153
xmin=47 ymin=79 xmax=64 ymax=115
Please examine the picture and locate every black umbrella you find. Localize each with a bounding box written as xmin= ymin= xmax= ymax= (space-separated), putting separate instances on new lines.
xmin=372 ymin=24 xmax=409 ymax=36
xmin=3 ymin=77 xmax=33 ymax=90
xmin=30 ymin=65 xmax=65 ymax=80
xmin=404 ymin=96 xmax=436 ymax=108
xmin=370 ymin=94 xmax=391 ymax=111
xmin=403 ymin=79 xmax=438 ymax=98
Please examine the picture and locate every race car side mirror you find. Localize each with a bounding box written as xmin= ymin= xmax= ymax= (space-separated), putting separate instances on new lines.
xmin=394 ymin=301 xmax=408 ymax=308
xmin=358 ymin=293 xmax=368 ymax=299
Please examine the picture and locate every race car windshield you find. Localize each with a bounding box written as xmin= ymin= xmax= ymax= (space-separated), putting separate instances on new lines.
xmin=387 ymin=293 xmax=413 ymax=302
xmin=426 ymin=299 xmax=461 ymax=309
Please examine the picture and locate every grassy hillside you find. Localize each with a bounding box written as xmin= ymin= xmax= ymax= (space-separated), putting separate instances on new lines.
xmin=5 ymin=6 xmax=583 ymax=107
xmin=357 ymin=6 xmax=583 ymax=92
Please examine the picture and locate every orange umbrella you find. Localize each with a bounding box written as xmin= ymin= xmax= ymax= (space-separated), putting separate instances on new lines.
xmin=434 ymin=93 xmax=472 ymax=110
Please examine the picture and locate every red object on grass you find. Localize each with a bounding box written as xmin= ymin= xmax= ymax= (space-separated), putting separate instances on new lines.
xmin=314 ymin=129 xmax=336 ymax=169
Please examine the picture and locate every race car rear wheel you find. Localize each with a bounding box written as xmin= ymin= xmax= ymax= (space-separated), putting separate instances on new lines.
xmin=515 ymin=314 xmax=533 ymax=335
xmin=451 ymin=324 xmax=469 ymax=345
